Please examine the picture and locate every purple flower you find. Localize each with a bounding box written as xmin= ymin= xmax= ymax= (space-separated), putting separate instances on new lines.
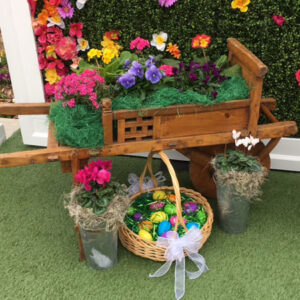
xmin=117 ymin=73 xmax=136 ymax=89
xmin=183 ymin=201 xmax=198 ymax=215
xmin=145 ymin=65 xmax=162 ymax=84
xmin=159 ymin=0 xmax=178 ymax=7
xmin=202 ymin=64 xmax=210 ymax=73
xmin=179 ymin=62 xmax=185 ymax=73
xmin=218 ymin=76 xmax=227 ymax=83
xmin=146 ymin=56 xmax=156 ymax=68
xmin=188 ymin=73 xmax=197 ymax=82
xmin=190 ymin=62 xmax=200 ymax=71
xmin=0 ymin=73 xmax=10 ymax=82
xmin=58 ymin=1 xmax=74 ymax=19
xmin=208 ymin=62 xmax=216 ymax=69
xmin=203 ymin=75 xmax=210 ymax=85
xmin=128 ymin=61 xmax=144 ymax=79
xmin=133 ymin=213 xmax=144 ymax=222
xmin=211 ymin=90 xmax=218 ymax=99
xmin=123 ymin=59 xmax=131 ymax=69
xmin=212 ymin=68 xmax=221 ymax=76
xmin=172 ymin=67 xmax=179 ymax=75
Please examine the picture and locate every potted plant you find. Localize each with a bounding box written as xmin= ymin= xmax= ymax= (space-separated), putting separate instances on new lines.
xmin=65 ymin=158 xmax=129 ymax=269
xmin=211 ymin=130 xmax=268 ymax=234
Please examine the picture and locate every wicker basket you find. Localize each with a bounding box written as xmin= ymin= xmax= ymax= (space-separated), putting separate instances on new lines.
xmin=119 ymin=151 xmax=213 ymax=262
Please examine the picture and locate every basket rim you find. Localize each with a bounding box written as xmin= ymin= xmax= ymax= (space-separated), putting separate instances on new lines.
xmin=120 ymin=185 xmax=214 ymax=247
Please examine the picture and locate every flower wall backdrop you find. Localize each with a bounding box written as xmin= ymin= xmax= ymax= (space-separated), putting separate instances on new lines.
xmin=34 ymin=0 xmax=300 ymax=136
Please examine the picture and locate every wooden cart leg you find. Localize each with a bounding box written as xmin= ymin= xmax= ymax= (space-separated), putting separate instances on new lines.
xmin=75 ymin=225 xmax=86 ymax=261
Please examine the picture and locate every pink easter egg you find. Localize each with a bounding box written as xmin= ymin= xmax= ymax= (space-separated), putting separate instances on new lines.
xmin=170 ymin=216 xmax=187 ymax=227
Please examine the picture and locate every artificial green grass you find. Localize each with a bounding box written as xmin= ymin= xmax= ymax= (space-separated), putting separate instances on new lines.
xmin=0 ymin=131 xmax=300 ymax=300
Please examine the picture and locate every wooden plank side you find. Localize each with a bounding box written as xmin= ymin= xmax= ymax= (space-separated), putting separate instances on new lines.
xmin=159 ymin=108 xmax=249 ymax=138
xmin=0 ymin=103 xmax=51 ymax=115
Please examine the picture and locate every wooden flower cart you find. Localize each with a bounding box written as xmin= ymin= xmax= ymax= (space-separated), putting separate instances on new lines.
xmin=0 ymin=38 xmax=298 ymax=198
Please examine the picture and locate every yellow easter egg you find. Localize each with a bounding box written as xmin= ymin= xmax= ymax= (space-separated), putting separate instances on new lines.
xmin=138 ymin=220 xmax=154 ymax=231
xmin=153 ymin=190 xmax=167 ymax=201
xmin=150 ymin=211 xmax=167 ymax=223
xmin=138 ymin=229 xmax=153 ymax=241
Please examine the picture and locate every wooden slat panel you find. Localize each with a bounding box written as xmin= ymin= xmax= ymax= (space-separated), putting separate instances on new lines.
xmin=159 ymin=108 xmax=249 ymax=138
xmin=153 ymin=116 xmax=161 ymax=139
xmin=117 ymin=119 xmax=125 ymax=143
xmin=0 ymin=103 xmax=51 ymax=115
xmin=124 ymin=130 xmax=153 ymax=139
xmin=102 ymin=98 xmax=113 ymax=145
xmin=124 ymin=120 xmax=153 ymax=128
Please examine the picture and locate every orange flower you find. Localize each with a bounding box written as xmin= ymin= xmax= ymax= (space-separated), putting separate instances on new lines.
xmin=167 ymin=43 xmax=181 ymax=59
xmin=38 ymin=9 xmax=49 ymax=25
xmin=105 ymin=30 xmax=120 ymax=40
xmin=192 ymin=34 xmax=211 ymax=49
xmin=44 ymin=3 xmax=59 ymax=17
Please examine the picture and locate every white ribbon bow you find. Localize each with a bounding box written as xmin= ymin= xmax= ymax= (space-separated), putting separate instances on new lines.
xmin=127 ymin=171 xmax=166 ymax=197
xmin=149 ymin=227 xmax=208 ymax=300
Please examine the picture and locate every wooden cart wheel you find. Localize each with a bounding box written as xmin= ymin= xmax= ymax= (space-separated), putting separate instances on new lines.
xmin=188 ymin=142 xmax=271 ymax=199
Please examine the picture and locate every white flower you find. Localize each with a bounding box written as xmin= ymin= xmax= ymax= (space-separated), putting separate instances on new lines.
xmin=242 ymin=137 xmax=251 ymax=147
xmin=235 ymin=139 xmax=243 ymax=147
xmin=151 ymin=32 xmax=168 ymax=51
xmin=77 ymin=38 xmax=89 ymax=51
xmin=47 ymin=17 xmax=65 ymax=30
xmin=76 ymin=0 xmax=88 ymax=10
xmin=250 ymin=135 xmax=260 ymax=146
xmin=248 ymin=145 xmax=253 ymax=151
xmin=232 ymin=129 xmax=241 ymax=141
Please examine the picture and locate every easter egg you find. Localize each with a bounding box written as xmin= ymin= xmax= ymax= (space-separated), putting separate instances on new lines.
xmin=158 ymin=221 xmax=171 ymax=236
xmin=183 ymin=201 xmax=198 ymax=215
xmin=138 ymin=220 xmax=154 ymax=231
xmin=153 ymin=190 xmax=166 ymax=201
xmin=186 ymin=222 xmax=200 ymax=230
xmin=150 ymin=211 xmax=167 ymax=223
xmin=127 ymin=206 xmax=137 ymax=216
xmin=167 ymin=194 xmax=176 ymax=201
xmin=138 ymin=229 xmax=153 ymax=241
xmin=197 ymin=208 xmax=207 ymax=225
xmin=133 ymin=213 xmax=144 ymax=222
xmin=149 ymin=202 xmax=165 ymax=211
xmin=170 ymin=216 xmax=187 ymax=227
xmin=164 ymin=203 xmax=177 ymax=216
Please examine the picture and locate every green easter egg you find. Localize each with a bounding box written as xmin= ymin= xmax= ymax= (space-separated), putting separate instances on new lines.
xmin=127 ymin=206 xmax=137 ymax=216
xmin=164 ymin=203 xmax=177 ymax=216
xmin=197 ymin=208 xmax=207 ymax=225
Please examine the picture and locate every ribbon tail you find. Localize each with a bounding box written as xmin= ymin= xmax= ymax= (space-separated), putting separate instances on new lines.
xmin=186 ymin=253 xmax=208 ymax=280
xmin=149 ymin=260 xmax=173 ymax=278
xmin=175 ymin=258 xmax=185 ymax=300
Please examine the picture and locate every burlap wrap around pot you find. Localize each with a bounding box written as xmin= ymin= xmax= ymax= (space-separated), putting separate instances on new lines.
xmin=119 ymin=151 xmax=214 ymax=262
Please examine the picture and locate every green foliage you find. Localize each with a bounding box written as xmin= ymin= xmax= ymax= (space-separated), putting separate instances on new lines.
xmin=77 ymin=180 xmax=127 ymax=215
xmin=70 ymin=0 xmax=300 ymax=136
xmin=215 ymin=150 xmax=262 ymax=174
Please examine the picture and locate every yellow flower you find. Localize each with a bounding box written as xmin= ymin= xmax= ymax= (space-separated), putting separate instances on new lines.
xmin=87 ymin=48 xmax=102 ymax=61
xmin=101 ymin=36 xmax=122 ymax=58
xmin=231 ymin=0 xmax=250 ymax=12
xmin=0 ymin=49 xmax=5 ymax=58
xmin=45 ymin=68 xmax=61 ymax=85
xmin=46 ymin=45 xmax=57 ymax=59
xmin=102 ymin=48 xmax=114 ymax=64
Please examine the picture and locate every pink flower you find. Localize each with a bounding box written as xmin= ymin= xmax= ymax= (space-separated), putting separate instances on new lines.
xmin=38 ymin=54 xmax=48 ymax=70
xmin=96 ymin=169 xmax=111 ymax=186
xmin=58 ymin=0 xmax=74 ymax=19
xmin=46 ymin=27 xmax=63 ymax=45
xmin=67 ymin=98 xmax=76 ymax=108
xmin=55 ymin=37 xmax=77 ymax=60
xmin=130 ymin=37 xmax=150 ymax=51
xmin=69 ymin=23 xmax=83 ymax=38
xmin=44 ymin=83 xmax=56 ymax=96
xmin=272 ymin=15 xmax=285 ymax=26
xmin=158 ymin=0 xmax=178 ymax=8
xmin=296 ymin=70 xmax=300 ymax=86
xmin=159 ymin=65 xmax=174 ymax=76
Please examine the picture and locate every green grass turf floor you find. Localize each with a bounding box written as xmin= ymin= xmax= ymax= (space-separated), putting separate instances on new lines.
xmin=0 ymin=131 xmax=299 ymax=300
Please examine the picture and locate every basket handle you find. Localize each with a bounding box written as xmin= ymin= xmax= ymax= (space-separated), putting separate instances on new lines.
xmin=139 ymin=151 xmax=187 ymax=232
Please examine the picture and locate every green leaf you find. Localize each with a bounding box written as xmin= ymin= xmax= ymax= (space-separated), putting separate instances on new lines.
xmin=221 ymin=65 xmax=242 ymax=78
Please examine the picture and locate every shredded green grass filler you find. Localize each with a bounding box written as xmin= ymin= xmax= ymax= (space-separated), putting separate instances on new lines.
xmin=112 ymin=76 xmax=249 ymax=110
xmin=49 ymin=102 xmax=104 ymax=148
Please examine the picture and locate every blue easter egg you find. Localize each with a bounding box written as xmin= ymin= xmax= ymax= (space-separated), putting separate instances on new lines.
xmin=186 ymin=222 xmax=200 ymax=230
xmin=158 ymin=221 xmax=171 ymax=236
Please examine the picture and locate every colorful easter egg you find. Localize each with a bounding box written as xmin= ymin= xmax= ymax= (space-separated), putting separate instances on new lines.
xmin=127 ymin=206 xmax=137 ymax=216
xmin=133 ymin=213 xmax=144 ymax=222
xmin=150 ymin=202 xmax=165 ymax=211
xmin=186 ymin=222 xmax=200 ymax=230
xmin=167 ymin=194 xmax=176 ymax=201
xmin=183 ymin=201 xmax=198 ymax=215
xmin=150 ymin=211 xmax=167 ymax=223
xmin=138 ymin=220 xmax=154 ymax=231
xmin=197 ymin=208 xmax=207 ymax=225
xmin=138 ymin=229 xmax=153 ymax=241
xmin=164 ymin=203 xmax=177 ymax=216
xmin=153 ymin=190 xmax=167 ymax=201
xmin=170 ymin=216 xmax=187 ymax=227
xmin=158 ymin=221 xmax=171 ymax=236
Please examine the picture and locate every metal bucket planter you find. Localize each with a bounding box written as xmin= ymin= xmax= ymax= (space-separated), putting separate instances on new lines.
xmin=79 ymin=224 xmax=118 ymax=270
xmin=215 ymin=181 xmax=250 ymax=234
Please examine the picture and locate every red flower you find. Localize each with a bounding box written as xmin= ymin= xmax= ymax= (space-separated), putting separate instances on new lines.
xmin=296 ymin=70 xmax=300 ymax=86
xmin=49 ymin=0 xmax=63 ymax=5
xmin=105 ymin=30 xmax=120 ymax=40
xmin=38 ymin=54 xmax=48 ymax=70
xmin=272 ymin=15 xmax=285 ymax=26
xmin=46 ymin=27 xmax=63 ymax=45
xmin=69 ymin=23 xmax=83 ymax=39
xmin=192 ymin=34 xmax=211 ymax=49
xmin=55 ymin=37 xmax=77 ymax=60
